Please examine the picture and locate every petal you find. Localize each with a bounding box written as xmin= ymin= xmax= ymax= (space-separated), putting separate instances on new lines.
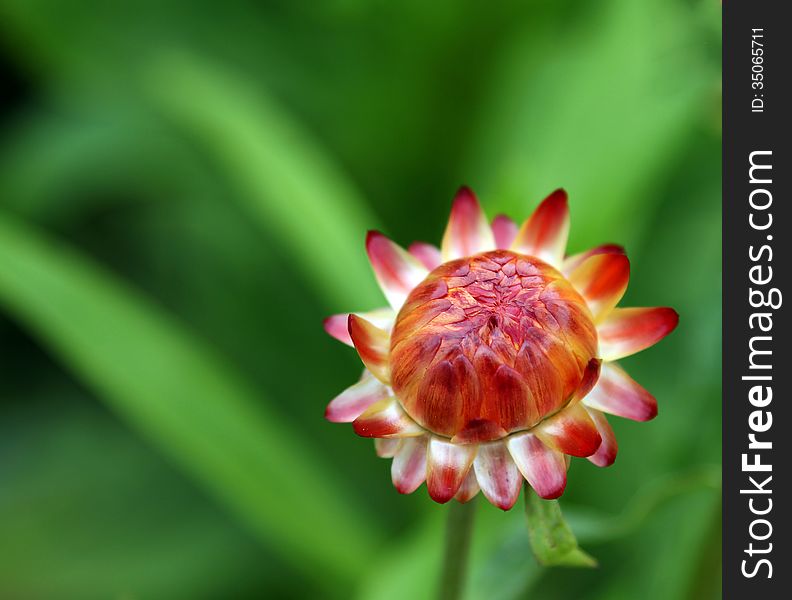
xmin=413 ymin=359 xmax=462 ymax=437
xmin=535 ymin=402 xmax=602 ymax=457
xmin=583 ymin=362 xmax=658 ymax=421
xmin=507 ymin=432 xmax=566 ymax=499
xmin=353 ymin=398 xmax=424 ymax=438
xmin=510 ymin=189 xmax=570 ymax=268
xmin=348 ymin=314 xmax=391 ymax=384
xmin=391 ymin=436 xmax=428 ymax=493
xmin=375 ymin=438 xmax=401 ymax=458
xmin=562 ymin=244 xmax=625 ymax=277
xmin=426 ymin=437 xmax=477 ymax=503
xmin=441 ymin=187 xmax=496 ymax=261
xmin=366 ymin=231 xmax=429 ymax=309
xmin=571 ymin=358 xmax=602 ymax=402
xmin=585 ymin=408 xmax=618 ymax=467
xmin=452 ymin=419 xmax=508 ymax=445
xmin=598 ymin=307 xmax=679 ymax=361
xmin=473 ymin=442 xmax=522 ymax=510
xmin=454 ymin=469 xmax=480 ymax=503
xmin=568 ymin=254 xmax=630 ymax=322
xmin=492 ymin=215 xmax=518 ymax=249
xmin=513 ymin=328 xmax=580 ymax=418
xmin=323 ymin=307 xmax=394 ymax=346
xmin=408 ymin=242 xmax=442 ymax=271
xmin=325 ymin=371 xmax=389 ymax=423
xmin=474 ymin=344 xmax=533 ymax=430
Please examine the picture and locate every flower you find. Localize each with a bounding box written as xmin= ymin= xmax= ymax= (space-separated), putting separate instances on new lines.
xmin=323 ymin=187 xmax=678 ymax=510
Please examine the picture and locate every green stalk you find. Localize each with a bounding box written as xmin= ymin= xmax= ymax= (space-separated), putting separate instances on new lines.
xmin=438 ymin=499 xmax=477 ymax=600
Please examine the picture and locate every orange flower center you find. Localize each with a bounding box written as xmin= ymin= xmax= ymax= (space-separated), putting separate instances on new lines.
xmin=390 ymin=250 xmax=597 ymax=442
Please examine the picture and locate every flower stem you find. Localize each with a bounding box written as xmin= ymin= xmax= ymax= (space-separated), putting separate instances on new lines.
xmin=438 ymin=498 xmax=477 ymax=600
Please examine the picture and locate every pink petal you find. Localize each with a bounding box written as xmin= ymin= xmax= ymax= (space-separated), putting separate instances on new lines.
xmin=597 ymin=307 xmax=679 ymax=361
xmin=492 ymin=215 xmax=518 ymax=249
xmin=391 ymin=436 xmax=428 ymax=493
xmin=426 ymin=437 xmax=477 ymax=503
xmin=441 ymin=186 xmax=496 ymax=261
xmin=535 ymin=402 xmax=602 ymax=458
xmin=473 ymin=442 xmax=522 ymax=510
xmin=562 ymin=244 xmax=625 ymax=277
xmin=353 ymin=399 xmax=424 ymax=438
xmin=582 ymin=361 xmax=658 ymax=421
xmin=568 ymin=254 xmax=630 ymax=321
xmin=510 ymin=189 xmax=570 ymax=268
xmin=507 ymin=432 xmax=566 ymax=499
xmin=348 ymin=314 xmax=391 ymax=384
xmin=454 ymin=469 xmax=480 ymax=503
xmin=366 ymin=231 xmax=429 ymax=309
xmin=375 ymin=438 xmax=401 ymax=458
xmin=585 ymin=408 xmax=618 ymax=467
xmin=323 ymin=307 xmax=394 ymax=346
xmin=408 ymin=242 xmax=442 ymax=271
xmin=325 ymin=371 xmax=389 ymax=423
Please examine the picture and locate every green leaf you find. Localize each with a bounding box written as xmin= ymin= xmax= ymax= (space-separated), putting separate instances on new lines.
xmin=0 ymin=211 xmax=380 ymax=584
xmin=0 ymin=402 xmax=273 ymax=598
xmin=524 ymin=487 xmax=596 ymax=568
xmin=467 ymin=0 xmax=719 ymax=252
xmin=144 ymin=54 xmax=384 ymax=310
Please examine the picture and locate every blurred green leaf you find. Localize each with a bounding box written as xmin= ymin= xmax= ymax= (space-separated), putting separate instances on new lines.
xmin=145 ymin=54 xmax=383 ymax=311
xmin=0 ymin=110 xmax=211 ymax=224
xmin=524 ymin=488 xmax=596 ymax=568
xmin=469 ymin=0 xmax=719 ymax=252
xmin=0 ymin=401 xmax=275 ymax=599
xmin=563 ymin=465 xmax=721 ymax=544
xmin=0 ymin=211 xmax=380 ymax=584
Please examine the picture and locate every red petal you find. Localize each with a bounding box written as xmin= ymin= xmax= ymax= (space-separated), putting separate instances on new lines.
xmin=514 ymin=328 xmax=578 ymax=419
xmin=366 ymin=231 xmax=428 ymax=309
xmin=492 ymin=214 xmax=518 ymax=249
xmin=325 ymin=372 xmax=389 ymax=423
xmin=451 ymin=419 xmax=508 ymax=445
xmin=496 ymin=365 xmax=532 ymax=431
xmin=511 ymin=189 xmax=570 ymax=268
xmin=571 ymin=358 xmax=602 ymax=402
xmin=568 ymin=254 xmax=630 ymax=321
xmin=562 ymin=244 xmax=625 ymax=277
xmin=583 ymin=361 xmax=658 ymax=421
xmin=586 ymin=408 xmax=618 ymax=467
xmin=535 ymin=403 xmax=602 ymax=457
xmin=475 ymin=344 xmax=533 ymax=431
xmin=353 ymin=399 xmax=424 ymax=438
xmin=507 ymin=433 xmax=567 ymax=499
xmin=441 ymin=187 xmax=495 ymax=261
xmin=473 ymin=442 xmax=522 ymax=510
xmin=414 ymin=360 xmax=462 ymax=436
xmin=348 ymin=314 xmax=391 ymax=383
xmin=408 ymin=242 xmax=442 ymax=270
xmin=597 ymin=307 xmax=679 ymax=361
xmin=426 ymin=437 xmax=476 ymax=503
xmin=391 ymin=437 xmax=428 ymax=493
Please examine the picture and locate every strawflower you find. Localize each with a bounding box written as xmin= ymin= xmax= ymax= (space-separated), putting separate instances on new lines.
xmin=324 ymin=187 xmax=677 ymax=510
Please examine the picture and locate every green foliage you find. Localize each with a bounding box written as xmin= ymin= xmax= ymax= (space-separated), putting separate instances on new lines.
xmin=0 ymin=0 xmax=720 ymax=598
xmin=0 ymin=212 xmax=379 ymax=585
xmin=524 ymin=488 xmax=596 ymax=568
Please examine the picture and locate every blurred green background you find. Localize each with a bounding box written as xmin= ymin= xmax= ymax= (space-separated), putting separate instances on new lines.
xmin=0 ymin=1 xmax=721 ymax=598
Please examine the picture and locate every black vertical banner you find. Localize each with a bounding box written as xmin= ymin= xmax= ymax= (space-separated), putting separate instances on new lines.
xmin=723 ymin=2 xmax=791 ymax=598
